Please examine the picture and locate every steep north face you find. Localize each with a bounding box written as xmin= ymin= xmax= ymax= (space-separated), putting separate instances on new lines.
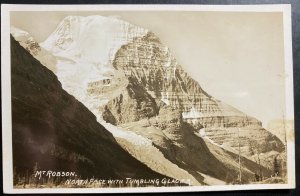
xmin=107 ymin=31 xmax=284 ymax=157
xmin=10 ymin=36 xmax=172 ymax=185
xmin=12 ymin=15 xmax=285 ymax=184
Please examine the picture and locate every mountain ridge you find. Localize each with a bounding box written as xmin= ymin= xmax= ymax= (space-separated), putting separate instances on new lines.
xmin=11 ymin=16 xmax=285 ymax=184
xmin=11 ymin=26 xmax=57 ymax=73
xmin=10 ymin=35 xmax=173 ymax=186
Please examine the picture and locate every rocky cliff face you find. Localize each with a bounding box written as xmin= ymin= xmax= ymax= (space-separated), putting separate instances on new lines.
xmin=103 ymin=77 xmax=159 ymax=124
xmin=118 ymin=106 xmax=272 ymax=184
xmin=11 ymin=26 xmax=57 ymax=73
xmin=107 ymin=30 xmax=284 ymax=157
xmin=202 ymin=127 xmax=284 ymax=157
xmin=11 ymin=36 xmax=171 ymax=184
xmin=112 ymin=31 xmax=262 ymax=128
xmin=15 ymin=15 xmax=285 ymax=184
xmin=38 ymin=15 xmax=266 ymax=131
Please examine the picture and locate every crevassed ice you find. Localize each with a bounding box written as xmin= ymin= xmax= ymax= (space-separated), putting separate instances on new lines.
xmin=40 ymin=15 xmax=148 ymax=66
xmin=39 ymin=15 xmax=149 ymax=115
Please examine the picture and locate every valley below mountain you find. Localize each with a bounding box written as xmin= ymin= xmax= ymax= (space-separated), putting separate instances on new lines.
xmin=11 ymin=15 xmax=287 ymax=186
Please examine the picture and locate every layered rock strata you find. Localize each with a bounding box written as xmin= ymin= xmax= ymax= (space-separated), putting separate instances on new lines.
xmin=12 ymin=15 xmax=285 ymax=184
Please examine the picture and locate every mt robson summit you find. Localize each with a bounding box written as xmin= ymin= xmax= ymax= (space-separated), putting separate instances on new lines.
xmin=11 ymin=15 xmax=285 ymax=185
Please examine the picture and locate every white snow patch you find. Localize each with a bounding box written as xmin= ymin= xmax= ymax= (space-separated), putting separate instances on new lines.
xmin=161 ymin=92 xmax=170 ymax=105
xmin=173 ymin=66 xmax=177 ymax=78
xmin=182 ymin=106 xmax=203 ymax=119
xmin=164 ymin=58 xmax=171 ymax=67
xmin=11 ymin=26 xmax=30 ymax=39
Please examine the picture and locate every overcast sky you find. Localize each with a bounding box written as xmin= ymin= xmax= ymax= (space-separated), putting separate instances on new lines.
xmin=11 ymin=11 xmax=286 ymax=126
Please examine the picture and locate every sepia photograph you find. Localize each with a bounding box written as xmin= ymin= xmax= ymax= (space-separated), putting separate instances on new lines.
xmin=1 ymin=4 xmax=295 ymax=193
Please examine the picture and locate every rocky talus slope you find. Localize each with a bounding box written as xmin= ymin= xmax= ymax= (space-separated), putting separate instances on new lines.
xmin=11 ymin=36 xmax=173 ymax=185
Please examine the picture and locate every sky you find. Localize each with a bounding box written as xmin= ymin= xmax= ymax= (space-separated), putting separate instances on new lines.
xmin=10 ymin=11 xmax=286 ymax=126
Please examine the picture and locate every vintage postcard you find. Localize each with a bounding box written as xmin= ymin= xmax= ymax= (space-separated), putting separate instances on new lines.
xmin=1 ymin=4 xmax=295 ymax=193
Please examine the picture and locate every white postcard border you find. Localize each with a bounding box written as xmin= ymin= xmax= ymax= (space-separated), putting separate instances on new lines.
xmin=1 ymin=4 xmax=295 ymax=193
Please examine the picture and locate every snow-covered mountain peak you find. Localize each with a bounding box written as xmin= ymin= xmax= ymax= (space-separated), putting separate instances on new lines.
xmin=40 ymin=15 xmax=149 ymax=65
xmin=11 ymin=26 xmax=30 ymax=40
xmin=10 ymin=26 xmax=57 ymax=73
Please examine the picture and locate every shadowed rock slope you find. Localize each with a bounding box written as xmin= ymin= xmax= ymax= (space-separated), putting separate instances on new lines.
xmin=118 ymin=105 xmax=272 ymax=184
xmin=10 ymin=36 xmax=171 ymax=185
